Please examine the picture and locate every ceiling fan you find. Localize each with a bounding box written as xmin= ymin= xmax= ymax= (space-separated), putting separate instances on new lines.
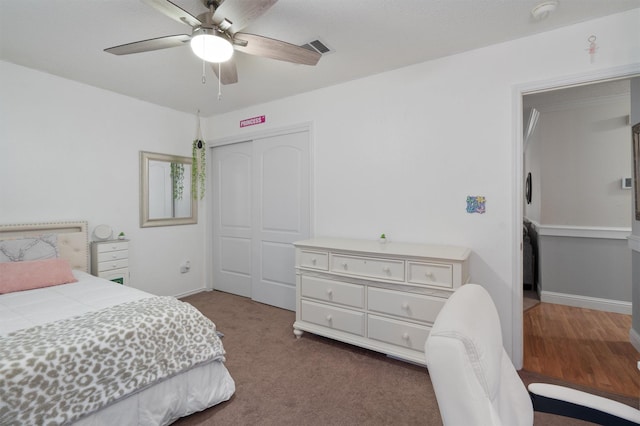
xmin=104 ymin=0 xmax=321 ymax=85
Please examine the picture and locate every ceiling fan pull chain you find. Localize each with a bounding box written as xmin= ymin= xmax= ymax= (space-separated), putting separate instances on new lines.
xmin=202 ymin=59 xmax=206 ymax=84
xmin=217 ymin=62 xmax=223 ymax=101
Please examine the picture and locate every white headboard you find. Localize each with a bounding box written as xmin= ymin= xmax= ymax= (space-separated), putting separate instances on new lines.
xmin=0 ymin=221 xmax=89 ymax=272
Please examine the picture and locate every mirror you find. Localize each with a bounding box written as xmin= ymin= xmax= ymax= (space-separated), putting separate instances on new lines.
xmin=140 ymin=151 xmax=197 ymax=227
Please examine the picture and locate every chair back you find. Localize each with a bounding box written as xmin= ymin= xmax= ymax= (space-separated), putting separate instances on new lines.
xmin=425 ymin=284 xmax=534 ymax=426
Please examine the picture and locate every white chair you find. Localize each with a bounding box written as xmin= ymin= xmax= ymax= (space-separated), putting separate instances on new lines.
xmin=424 ymin=283 xmax=640 ymax=426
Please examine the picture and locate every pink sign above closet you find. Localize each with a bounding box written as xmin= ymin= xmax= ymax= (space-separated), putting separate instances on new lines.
xmin=240 ymin=115 xmax=266 ymax=128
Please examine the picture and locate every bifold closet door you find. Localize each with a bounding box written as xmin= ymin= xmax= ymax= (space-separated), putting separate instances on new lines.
xmin=211 ymin=130 xmax=310 ymax=310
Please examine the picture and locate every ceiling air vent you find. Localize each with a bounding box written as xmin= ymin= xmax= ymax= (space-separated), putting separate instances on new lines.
xmin=301 ymin=38 xmax=333 ymax=55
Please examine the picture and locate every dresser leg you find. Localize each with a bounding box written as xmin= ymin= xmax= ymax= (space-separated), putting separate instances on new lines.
xmin=293 ymin=328 xmax=303 ymax=339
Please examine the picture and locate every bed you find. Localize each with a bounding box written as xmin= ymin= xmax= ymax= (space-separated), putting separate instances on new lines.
xmin=0 ymin=221 xmax=235 ymax=425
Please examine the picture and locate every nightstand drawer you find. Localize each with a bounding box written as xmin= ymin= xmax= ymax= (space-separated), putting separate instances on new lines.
xmin=97 ymin=249 xmax=128 ymax=262
xmin=407 ymin=261 xmax=453 ymax=288
xmin=368 ymin=287 xmax=446 ymax=323
xmin=301 ymin=275 xmax=364 ymax=308
xmin=97 ymin=258 xmax=129 ymax=272
xmin=96 ymin=241 xmax=128 ymax=253
xmin=368 ymin=314 xmax=430 ymax=350
xmin=299 ymin=250 xmax=329 ymax=270
xmin=301 ymin=300 xmax=365 ymax=336
xmin=330 ymin=254 xmax=404 ymax=281
xmin=99 ymin=269 xmax=129 ymax=285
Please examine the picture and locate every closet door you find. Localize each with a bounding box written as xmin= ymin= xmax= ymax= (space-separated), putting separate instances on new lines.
xmin=251 ymin=130 xmax=310 ymax=310
xmin=212 ymin=142 xmax=253 ymax=297
xmin=211 ymin=129 xmax=310 ymax=310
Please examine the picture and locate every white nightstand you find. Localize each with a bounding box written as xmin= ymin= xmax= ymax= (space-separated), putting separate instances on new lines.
xmin=90 ymin=239 xmax=130 ymax=285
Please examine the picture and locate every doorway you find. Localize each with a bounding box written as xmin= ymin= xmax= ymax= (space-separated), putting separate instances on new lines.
xmin=210 ymin=126 xmax=311 ymax=311
xmin=512 ymin=65 xmax=640 ymax=369
xmin=522 ymin=80 xmax=633 ymax=309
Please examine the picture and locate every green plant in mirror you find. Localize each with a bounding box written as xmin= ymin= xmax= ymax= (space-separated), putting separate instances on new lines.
xmin=192 ymin=139 xmax=206 ymax=200
xmin=170 ymin=162 xmax=185 ymax=200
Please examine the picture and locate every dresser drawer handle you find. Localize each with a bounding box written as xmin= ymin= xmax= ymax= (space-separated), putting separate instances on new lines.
xmin=402 ymin=332 xmax=410 ymax=340
xmin=341 ymin=262 xmax=348 ymax=269
xmin=401 ymin=302 xmax=410 ymax=310
xmin=326 ymin=289 xmax=333 ymax=297
xmin=325 ymin=314 xmax=333 ymax=323
xmin=382 ymin=266 xmax=391 ymax=273
xmin=311 ymin=258 xmax=317 ymax=264
xmin=425 ymin=272 xmax=435 ymax=279
xmin=111 ymin=254 xmax=118 ymax=259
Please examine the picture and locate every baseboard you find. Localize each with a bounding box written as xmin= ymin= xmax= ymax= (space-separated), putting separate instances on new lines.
xmin=174 ymin=287 xmax=210 ymax=299
xmin=630 ymin=328 xmax=640 ymax=353
xmin=540 ymin=291 xmax=632 ymax=315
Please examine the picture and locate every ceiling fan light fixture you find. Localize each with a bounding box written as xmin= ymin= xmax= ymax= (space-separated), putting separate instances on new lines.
xmin=190 ymin=28 xmax=234 ymax=63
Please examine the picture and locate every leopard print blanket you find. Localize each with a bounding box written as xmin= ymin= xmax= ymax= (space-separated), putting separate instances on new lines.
xmin=0 ymin=296 xmax=226 ymax=426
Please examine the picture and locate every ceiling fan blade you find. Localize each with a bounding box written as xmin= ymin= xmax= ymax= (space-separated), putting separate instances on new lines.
xmin=104 ymin=34 xmax=191 ymax=55
xmin=211 ymin=59 xmax=239 ymax=85
xmin=141 ymin=0 xmax=202 ymax=27
xmin=212 ymin=0 xmax=278 ymax=34
xmin=233 ymin=33 xmax=321 ymax=65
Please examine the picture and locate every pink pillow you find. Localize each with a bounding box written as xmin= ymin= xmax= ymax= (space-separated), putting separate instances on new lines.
xmin=0 ymin=258 xmax=78 ymax=294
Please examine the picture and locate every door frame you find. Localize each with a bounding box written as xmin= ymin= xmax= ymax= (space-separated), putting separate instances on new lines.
xmin=205 ymin=122 xmax=315 ymax=292
xmin=511 ymin=64 xmax=640 ymax=369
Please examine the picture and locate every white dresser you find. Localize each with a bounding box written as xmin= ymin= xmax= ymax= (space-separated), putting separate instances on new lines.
xmin=293 ymin=238 xmax=471 ymax=365
xmin=90 ymin=240 xmax=130 ymax=285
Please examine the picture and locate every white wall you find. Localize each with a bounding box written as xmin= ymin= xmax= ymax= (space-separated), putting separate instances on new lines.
xmin=0 ymin=61 xmax=207 ymax=297
xmin=207 ymin=9 xmax=640 ymax=361
xmin=524 ymin=109 xmax=542 ymax=224
xmin=534 ymin=96 xmax=631 ymax=226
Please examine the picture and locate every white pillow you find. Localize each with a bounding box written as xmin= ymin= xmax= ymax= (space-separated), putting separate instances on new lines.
xmin=0 ymin=234 xmax=59 ymax=262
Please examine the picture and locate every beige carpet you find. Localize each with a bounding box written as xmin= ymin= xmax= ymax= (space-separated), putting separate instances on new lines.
xmin=175 ymin=290 xmax=635 ymax=425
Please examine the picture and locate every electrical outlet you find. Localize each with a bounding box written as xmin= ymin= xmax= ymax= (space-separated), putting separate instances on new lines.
xmin=180 ymin=260 xmax=191 ymax=274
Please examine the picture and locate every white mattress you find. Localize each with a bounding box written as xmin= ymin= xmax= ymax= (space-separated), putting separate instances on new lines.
xmin=0 ymin=271 xmax=236 ymax=424
xmin=0 ymin=270 xmax=152 ymax=335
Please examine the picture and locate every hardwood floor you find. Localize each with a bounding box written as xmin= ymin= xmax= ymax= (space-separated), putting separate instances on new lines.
xmin=523 ymin=302 xmax=640 ymax=398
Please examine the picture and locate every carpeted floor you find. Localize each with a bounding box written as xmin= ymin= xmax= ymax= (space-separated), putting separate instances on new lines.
xmin=175 ymin=290 xmax=636 ymax=425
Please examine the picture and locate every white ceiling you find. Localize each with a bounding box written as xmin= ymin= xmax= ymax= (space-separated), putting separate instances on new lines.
xmin=1 ymin=0 xmax=639 ymax=117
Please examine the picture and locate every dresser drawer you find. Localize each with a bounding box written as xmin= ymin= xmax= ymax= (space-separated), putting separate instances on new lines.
xmin=368 ymin=315 xmax=430 ymax=351
xmin=299 ymin=250 xmax=329 ymax=270
xmin=367 ymin=287 xmax=446 ymax=323
xmin=97 ymin=258 xmax=129 ymax=272
xmin=407 ymin=261 xmax=453 ymax=288
xmin=301 ymin=276 xmax=364 ymax=308
xmin=96 ymin=241 xmax=128 ymax=253
xmin=97 ymin=249 xmax=128 ymax=263
xmin=301 ymin=300 xmax=365 ymax=336
xmin=330 ymin=254 xmax=404 ymax=281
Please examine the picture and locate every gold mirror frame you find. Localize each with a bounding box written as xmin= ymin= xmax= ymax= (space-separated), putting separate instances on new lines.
xmin=140 ymin=151 xmax=197 ymax=227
